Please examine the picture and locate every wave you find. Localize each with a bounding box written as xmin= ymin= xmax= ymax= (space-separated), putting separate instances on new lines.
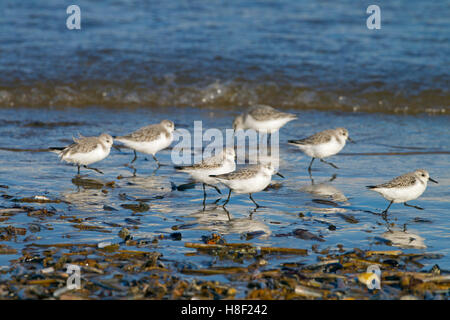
xmin=0 ymin=80 xmax=448 ymax=115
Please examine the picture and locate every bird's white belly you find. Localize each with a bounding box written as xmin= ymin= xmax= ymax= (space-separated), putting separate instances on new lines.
xmin=299 ymin=140 xmax=344 ymax=159
xmin=375 ymin=183 xmax=426 ymax=203
xmin=62 ymin=145 xmax=109 ymax=166
xmin=225 ymin=174 xmax=271 ymax=194
xmin=245 ymin=117 xmax=291 ymax=133
xmin=190 ymin=160 xmax=236 ymax=185
xmin=119 ymin=133 xmax=173 ymax=155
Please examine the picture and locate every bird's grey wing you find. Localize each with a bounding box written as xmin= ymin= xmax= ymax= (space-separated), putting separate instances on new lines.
xmin=248 ymin=105 xmax=294 ymax=121
xmin=290 ymin=130 xmax=332 ymax=145
xmin=121 ymin=124 xmax=165 ymax=142
xmin=211 ymin=167 xmax=257 ymax=180
xmin=375 ymin=174 xmax=417 ymax=189
xmin=61 ymin=137 xmax=99 ymax=156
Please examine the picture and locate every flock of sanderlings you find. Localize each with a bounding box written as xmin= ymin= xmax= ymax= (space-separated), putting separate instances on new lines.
xmin=50 ymin=105 xmax=438 ymax=214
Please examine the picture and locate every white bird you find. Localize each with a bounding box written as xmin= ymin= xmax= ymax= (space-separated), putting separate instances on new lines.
xmin=367 ymin=169 xmax=438 ymax=214
xmin=211 ymin=163 xmax=284 ymax=208
xmin=175 ymin=147 xmax=236 ymax=205
xmin=50 ymin=133 xmax=113 ymax=175
xmin=115 ymin=120 xmax=175 ymax=171
xmin=288 ymin=127 xmax=353 ymax=173
xmin=233 ymin=105 xmax=297 ymax=134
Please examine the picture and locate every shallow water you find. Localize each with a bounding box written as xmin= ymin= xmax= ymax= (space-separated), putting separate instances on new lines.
xmin=0 ymin=0 xmax=449 ymax=297
xmin=0 ymin=107 xmax=448 ymax=286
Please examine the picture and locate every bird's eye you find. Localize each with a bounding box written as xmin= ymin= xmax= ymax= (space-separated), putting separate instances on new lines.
xmin=422 ymin=174 xmax=425 ymax=177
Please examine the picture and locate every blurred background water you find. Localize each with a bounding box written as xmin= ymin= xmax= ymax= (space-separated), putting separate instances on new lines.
xmin=0 ymin=0 xmax=448 ymax=113
xmin=0 ymin=0 xmax=449 ymax=294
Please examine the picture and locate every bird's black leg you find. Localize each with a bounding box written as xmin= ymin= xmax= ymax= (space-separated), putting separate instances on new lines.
xmin=329 ymin=174 xmax=337 ymax=182
xmin=222 ymin=189 xmax=232 ymax=207
xmin=308 ymin=158 xmax=315 ymax=174
xmin=320 ymin=158 xmax=339 ymax=169
xmin=77 ymin=165 xmax=80 ymax=175
xmin=382 ymin=200 xmax=394 ymax=217
xmin=131 ymin=150 xmax=137 ymax=164
xmin=152 ymin=155 xmax=161 ymax=168
xmin=206 ymin=184 xmax=222 ymax=195
xmin=404 ymin=202 xmax=424 ymax=210
xmin=222 ymin=206 xmax=231 ymax=221
xmin=249 ymin=193 xmax=260 ymax=208
xmin=202 ymin=183 xmax=207 ymax=210
xmin=83 ymin=165 xmax=103 ymax=174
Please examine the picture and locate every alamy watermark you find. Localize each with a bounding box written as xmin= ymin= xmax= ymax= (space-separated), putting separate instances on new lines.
xmin=66 ymin=5 xmax=81 ymax=30
xmin=66 ymin=264 xmax=81 ymax=290
xmin=366 ymin=5 xmax=381 ymax=30
xmin=366 ymin=264 xmax=382 ymax=290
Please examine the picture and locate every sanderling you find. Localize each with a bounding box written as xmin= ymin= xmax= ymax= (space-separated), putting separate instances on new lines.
xmin=115 ymin=120 xmax=175 ymax=170
xmin=367 ymin=169 xmax=438 ymax=215
xmin=288 ymin=128 xmax=353 ymax=173
xmin=233 ymin=105 xmax=297 ymax=134
xmin=50 ymin=133 xmax=113 ymax=175
xmin=211 ymin=163 xmax=284 ymax=208
xmin=175 ymin=147 xmax=236 ymax=206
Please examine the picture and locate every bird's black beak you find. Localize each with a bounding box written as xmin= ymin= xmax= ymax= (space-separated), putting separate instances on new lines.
xmin=276 ymin=172 xmax=285 ymax=178
xmin=429 ymin=177 xmax=438 ymax=184
xmin=348 ymin=137 xmax=355 ymax=144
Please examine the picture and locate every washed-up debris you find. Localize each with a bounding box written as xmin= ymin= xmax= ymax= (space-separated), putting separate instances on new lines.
xmin=336 ymin=213 xmax=359 ymax=224
xmin=120 ymin=202 xmax=149 ymax=213
xmin=0 ymin=244 xmax=17 ymax=254
xmin=171 ymin=182 xmax=196 ymax=191
xmin=0 ymin=232 xmax=447 ymax=300
xmin=118 ymin=228 xmax=131 ymax=240
xmin=412 ymin=217 xmax=432 ymax=224
xmin=170 ymin=232 xmax=182 ymax=241
xmin=312 ymin=199 xmax=339 ymax=207
xmin=124 ymin=218 xmax=141 ymax=225
xmin=202 ymin=233 xmax=225 ymax=245
xmin=14 ymin=196 xmax=69 ymax=204
xmin=172 ymin=223 xmax=198 ymax=231
xmin=243 ymin=230 xmax=267 ymax=240
xmin=275 ymin=228 xmax=325 ymax=242
xmin=185 ymin=242 xmax=308 ymax=256
xmin=293 ymin=229 xmax=325 ymax=242
xmin=72 ymin=224 xmax=111 ymax=233
xmin=103 ymin=205 xmax=118 ymax=211
xmin=0 ymin=208 xmax=27 ymax=215
xmin=97 ymin=242 xmax=112 ymax=249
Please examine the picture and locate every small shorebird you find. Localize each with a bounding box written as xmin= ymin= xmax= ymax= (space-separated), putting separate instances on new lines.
xmin=211 ymin=163 xmax=284 ymax=208
xmin=50 ymin=133 xmax=113 ymax=175
xmin=175 ymin=147 xmax=236 ymax=206
xmin=233 ymin=105 xmax=297 ymax=134
xmin=367 ymin=169 xmax=438 ymax=215
xmin=288 ymin=128 xmax=353 ymax=173
xmin=115 ymin=120 xmax=175 ymax=171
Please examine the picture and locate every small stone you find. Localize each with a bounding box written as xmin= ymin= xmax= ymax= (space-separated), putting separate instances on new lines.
xmin=97 ymin=241 xmax=112 ymax=249
xmin=170 ymin=232 xmax=182 ymax=241
xmin=119 ymin=227 xmax=131 ymax=240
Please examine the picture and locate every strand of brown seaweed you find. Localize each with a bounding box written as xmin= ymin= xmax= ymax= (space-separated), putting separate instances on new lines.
xmin=0 ymin=217 xmax=448 ymax=299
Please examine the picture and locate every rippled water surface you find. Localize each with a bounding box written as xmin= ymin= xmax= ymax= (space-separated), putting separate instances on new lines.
xmin=0 ymin=0 xmax=448 ymax=298
xmin=0 ymin=107 xmax=448 ymax=276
